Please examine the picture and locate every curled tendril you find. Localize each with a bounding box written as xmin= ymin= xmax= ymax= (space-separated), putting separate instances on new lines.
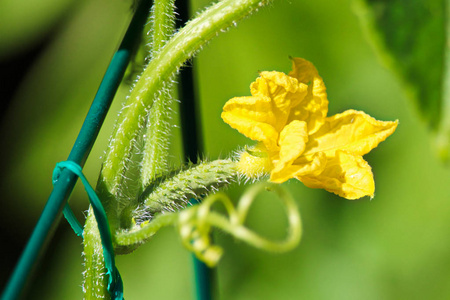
xmin=177 ymin=183 xmax=302 ymax=266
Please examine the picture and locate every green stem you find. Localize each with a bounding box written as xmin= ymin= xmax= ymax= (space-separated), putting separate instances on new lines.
xmin=83 ymin=208 xmax=109 ymax=300
xmin=142 ymin=159 xmax=237 ymax=214
xmin=114 ymin=159 xmax=237 ymax=251
xmin=100 ymin=0 xmax=270 ymax=196
xmin=115 ymin=213 xmax=178 ymax=246
xmin=150 ymin=0 xmax=176 ymax=53
xmin=141 ymin=0 xmax=177 ymax=187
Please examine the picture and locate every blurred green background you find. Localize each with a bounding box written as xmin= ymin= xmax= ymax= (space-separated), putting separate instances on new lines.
xmin=1 ymin=0 xmax=450 ymax=299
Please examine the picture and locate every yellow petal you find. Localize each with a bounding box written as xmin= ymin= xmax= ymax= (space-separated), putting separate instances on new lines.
xmin=304 ymin=110 xmax=398 ymax=157
xmin=298 ymin=151 xmax=375 ymax=199
xmin=272 ymin=120 xmax=308 ymax=175
xmin=288 ymin=57 xmax=328 ymax=134
xmin=288 ymin=57 xmax=320 ymax=84
xmin=221 ymin=96 xmax=279 ymax=151
xmin=271 ymin=152 xmax=326 ymax=183
xmin=251 ymin=71 xmax=307 ymax=112
xmin=250 ymin=71 xmax=308 ymax=132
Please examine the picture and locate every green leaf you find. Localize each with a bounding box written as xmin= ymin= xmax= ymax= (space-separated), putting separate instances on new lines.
xmin=0 ymin=0 xmax=77 ymax=59
xmin=355 ymin=0 xmax=450 ymax=157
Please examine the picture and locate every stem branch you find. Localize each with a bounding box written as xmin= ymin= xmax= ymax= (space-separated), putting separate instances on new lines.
xmin=100 ymin=0 xmax=270 ymax=195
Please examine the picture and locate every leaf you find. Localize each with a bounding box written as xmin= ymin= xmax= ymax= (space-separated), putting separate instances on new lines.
xmin=355 ymin=0 xmax=450 ymax=158
xmin=0 ymin=0 xmax=77 ymax=59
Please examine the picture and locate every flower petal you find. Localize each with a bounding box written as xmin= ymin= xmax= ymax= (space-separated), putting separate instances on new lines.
xmin=251 ymin=71 xmax=307 ymax=111
xmin=272 ymin=120 xmax=308 ymax=175
xmin=304 ymin=110 xmax=398 ymax=157
xmin=288 ymin=57 xmax=328 ymax=134
xmin=250 ymin=71 xmax=308 ymax=132
xmin=222 ymin=96 xmax=279 ymax=151
xmin=298 ymin=151 xmax=375 ymax=199
xmin=271 ymin=152 xmax=326 ymax=183
xmin=271 ymin=119 xmax=327 ymax=183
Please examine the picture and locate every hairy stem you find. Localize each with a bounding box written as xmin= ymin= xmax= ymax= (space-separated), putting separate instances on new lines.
xmin=83 ymin=208 xmax=109 ymax=299
xmin=100 ymin=0 xmax=270 ymax=197
xmin=141 ymin=159 xmax=237 ymax=214
xmin=115 ymin=213 xmax=178 ymax=246
xmin=150 ymin=0 xmax=176 ymax=52
xmin=114 ymin=159 xmax=237 ymax=252
xmin=141 ymin=0 xmax=177 ymax=187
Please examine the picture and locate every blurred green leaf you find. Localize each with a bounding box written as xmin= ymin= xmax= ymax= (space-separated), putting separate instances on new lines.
xmin=355 ymin=0 xmax=450 ymax=157
xmin=0 ymin=0 xmax=78 ymax=59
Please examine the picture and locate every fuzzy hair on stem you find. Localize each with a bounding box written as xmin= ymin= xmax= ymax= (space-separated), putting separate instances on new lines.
xmin=100 ymin=0 xmax=271 ymax=201
xmin=136 ymin=159 xmax=237 ymax=223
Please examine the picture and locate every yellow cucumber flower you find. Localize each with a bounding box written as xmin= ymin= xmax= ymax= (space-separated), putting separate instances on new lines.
xmin=222 ymin=58 xmax=398 ymax=199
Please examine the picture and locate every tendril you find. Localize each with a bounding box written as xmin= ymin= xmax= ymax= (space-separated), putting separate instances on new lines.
xmin=177 ymin=183 xmax=302 ymax=266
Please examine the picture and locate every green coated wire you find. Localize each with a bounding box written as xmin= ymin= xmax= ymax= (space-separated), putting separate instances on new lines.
xmin=176 ymin=1 xmax=214 ymax=299
xmin=0 ymin=1 xmax=152 ymax=299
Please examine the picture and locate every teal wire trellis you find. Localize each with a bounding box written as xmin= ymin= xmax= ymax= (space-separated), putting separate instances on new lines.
xmin=1 ymin=1 xmax=151 ymax=299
